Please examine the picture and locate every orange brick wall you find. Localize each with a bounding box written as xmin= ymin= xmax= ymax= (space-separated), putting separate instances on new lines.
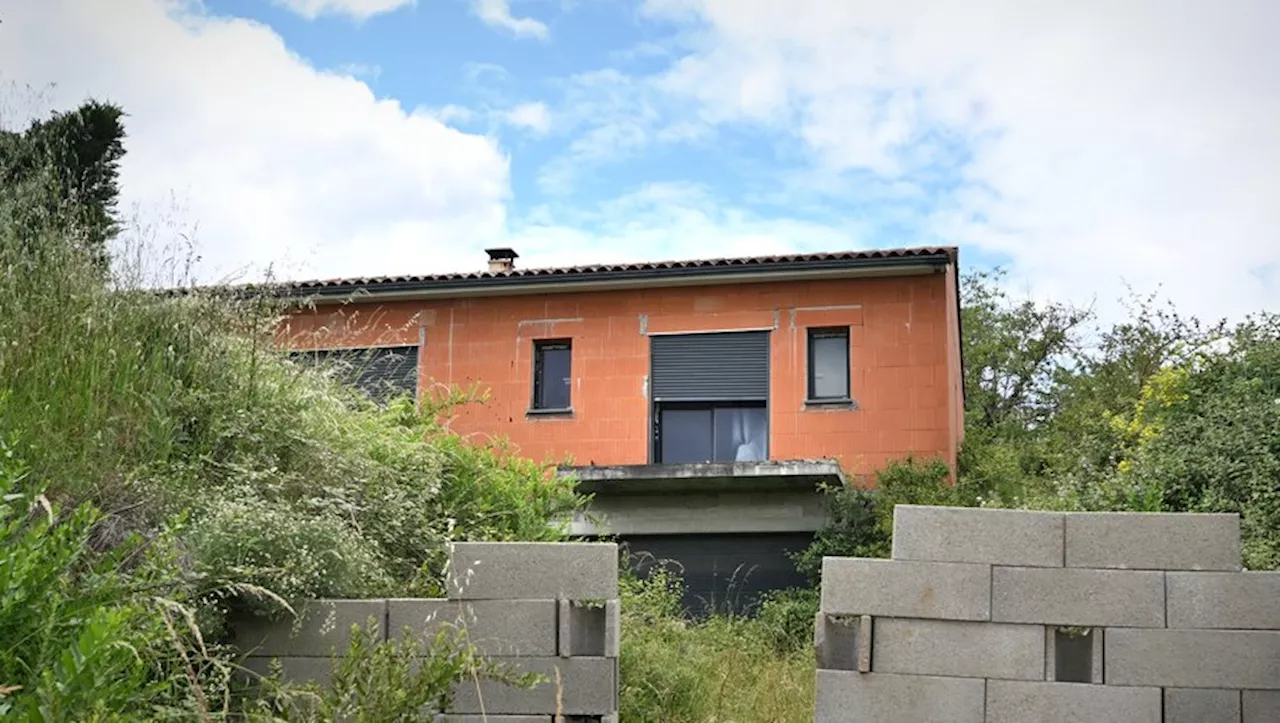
xmin=278 ymin=271 xmax=961 ymax=477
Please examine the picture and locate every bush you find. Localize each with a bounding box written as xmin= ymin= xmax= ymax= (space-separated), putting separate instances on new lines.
xmin=794 ymin=456 xmax=965 ymax=582
xmin=754 ymin=587 xmax=820 ymax=655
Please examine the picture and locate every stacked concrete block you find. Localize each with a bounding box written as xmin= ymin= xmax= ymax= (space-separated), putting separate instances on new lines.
xmin=816 ymin=504 xmax=1279 ymax=722
xmin=233 ymin=541 xmax=620 ymax=723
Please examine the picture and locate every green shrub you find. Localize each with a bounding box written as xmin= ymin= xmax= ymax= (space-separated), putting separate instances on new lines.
xmin=754 ymin=587 xmax=821 ymax=655
xmin=795 ymin=456 xmax=965 ymax=581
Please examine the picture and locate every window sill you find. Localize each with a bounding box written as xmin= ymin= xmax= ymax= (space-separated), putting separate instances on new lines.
xmin=526 ymin=407 xmax=574 ymax=418
xmin=804 ymin=397 xmax=858 ymax=410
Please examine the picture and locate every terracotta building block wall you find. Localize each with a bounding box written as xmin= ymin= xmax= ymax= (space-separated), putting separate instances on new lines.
xmin=278 ymin=271 xmax=959 ymax=478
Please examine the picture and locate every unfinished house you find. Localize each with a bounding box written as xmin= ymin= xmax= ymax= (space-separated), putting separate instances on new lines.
xmin=275 ymin=246 xmax=965 ymax=613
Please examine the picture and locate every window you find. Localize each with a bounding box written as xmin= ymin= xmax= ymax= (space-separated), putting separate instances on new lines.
xmin=290 ymin=345 xmax=418 ymax=405
xmin=649 ymin=331 xmax=771 ymax=463
xmin=657 ymin=403 xmax=768 ymax=463
xmin=532 ymin=340 xmax=572 ymax=411
xmin=808 ymin=327 xmax=850 ymax=401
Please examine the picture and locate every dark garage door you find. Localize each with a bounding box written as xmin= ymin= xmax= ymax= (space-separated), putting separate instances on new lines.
xmin=621 ymin=533 xmax=812 ymax=616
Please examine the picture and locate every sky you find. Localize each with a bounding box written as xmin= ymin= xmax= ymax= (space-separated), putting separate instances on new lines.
xmin=1 ymin=0 xmax=1278 ymax=322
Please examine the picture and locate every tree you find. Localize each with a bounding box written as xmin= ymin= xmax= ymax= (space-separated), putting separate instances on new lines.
xmin=0 ymin=100 xmax=125 ymax=272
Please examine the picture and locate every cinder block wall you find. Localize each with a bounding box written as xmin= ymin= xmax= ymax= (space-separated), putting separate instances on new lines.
xmin=815 ymin=505 xmax=1280 ymax=723
xmin=232 ymin=541 xmax=620 ymax=723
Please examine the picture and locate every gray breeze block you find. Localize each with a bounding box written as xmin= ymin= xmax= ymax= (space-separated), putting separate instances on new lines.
xmin=992 ymin=566 xmax=1165 ymax=627
xmin=1064 ymin=511 xmax=1241 ymax=570
xmin=814 ymin=670 xmax=984 ymax=723
xmin=891 ymin=505 xmax=1064 ymax=567
xmin=1106 ymin=628 xmax=1280 ymax=689
xmin=448 ymin=656 xmax=617 ymax=716
xmin=1164 ymin=688 xmax=1242 ymax=723
xmin=386 ymin=599 xmax=557 ymax=657
xmin=1244 ymin=690 xmax=1280 ymax=723
xmin=231 ymin=599 xmax=387 ymax=658
xmin=985 ymin=680 xmax=1160 ymax=723
xmin=814 ymin=613 xmax=871 ymax=672
xmin=871 ymin=618 xmax=1044 ymax=681
xmin=1167 ymin=571 xmax=1280 ymax=629
xmin=820 ymin=557 xmax=991 ymax=621
xmin=558 ymin=599 xmax=620 ymax=658
xmin=448 ymin=542 xmax=619 ymax=600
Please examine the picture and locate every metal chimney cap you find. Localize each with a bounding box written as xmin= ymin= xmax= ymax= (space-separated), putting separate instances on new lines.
xmin=484 ymin=247 xmax=519 ymax=261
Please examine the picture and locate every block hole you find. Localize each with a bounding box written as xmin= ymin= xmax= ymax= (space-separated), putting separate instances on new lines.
xmin=815 ymin=615 xmax=860 ymax=671
xmin=1053 ymin=627 xmax=1094 ymax=683
xmin=566 ymin=602 xmax=607 ymax=657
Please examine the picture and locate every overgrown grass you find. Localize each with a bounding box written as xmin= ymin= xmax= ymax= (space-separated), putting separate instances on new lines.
xmin=619 ymin=567 xmax=815 ymax=723
xmin=0 ymin=109 xmax=587 ymax=719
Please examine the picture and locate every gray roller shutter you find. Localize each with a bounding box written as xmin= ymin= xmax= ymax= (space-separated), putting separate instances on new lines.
xmin=650 ymin=331 xmax=769 ymax=401
xmin=292 ymin=345 xmax=418 ymax=403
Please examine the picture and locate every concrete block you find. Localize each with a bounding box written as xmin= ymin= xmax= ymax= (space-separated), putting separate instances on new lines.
xmin=992 ymin=566 xmax=1165 ymax=627
xmin=1244 ymin=690 xmax=1280 ymax=722
xmin=1165 ymin=688 xmax=1242 ymax=723
xmin=1168 ymin=571 xmax=1280 ymax=629
xmin=448 ymin=542 xmax=618 ymax=600
xmin=1106 ymin=628 xmax=1280 ymax=689
xmin=814 ymin=613 xmax=864 ymax=671
xmin=814 ymin=669 xmax=984 ymax=723
xmin=231 ymin=599 xmax=386 ymax=658
xmin=872 ymin=618 xmax=1043 ymax=681
xmin=557 ymin=600 xmax=619 ymax=658
xmin=1065 ymin=511 xmax=1241 ymax=570
xmin=820 ymin=557 xmax=990 ymax=621
xmin=241 ymin=656 xmax=333 ymax=686
xmin=387 ymin=599 xmax=557 ymax=657
xmin=1045 ymin=626 xmax=1102 ymax=684
xmin=986 ymin=680 xmax=1160 ymax=723
xmin=448 ymin=657 xmax=616 ymax=715
xmin=892 ymin=505 xmax=1064 ymax=567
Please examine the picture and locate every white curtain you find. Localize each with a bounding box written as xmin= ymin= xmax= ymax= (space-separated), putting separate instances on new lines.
xmin=728 ymin=408 xmax=766 ymax=462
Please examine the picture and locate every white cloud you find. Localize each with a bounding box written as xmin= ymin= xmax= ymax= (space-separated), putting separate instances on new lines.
xmin=0 ymin=0 xmax=509 ymax=284
xmin=272 ymin=0 xmax=413 ymax=21
xmin=503 ymin=101 xmax=551 ymax=134
xmin=638 ymin=0 xmax=1280 ymax=322
xmin=472 ymin=0 xmax=549 ymax=40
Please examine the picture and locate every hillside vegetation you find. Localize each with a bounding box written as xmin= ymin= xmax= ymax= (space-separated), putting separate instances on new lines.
xmin=0 ymin=100 xmax=583 ymax=720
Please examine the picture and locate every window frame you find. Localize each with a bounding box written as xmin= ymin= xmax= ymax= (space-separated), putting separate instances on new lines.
xmin=530 ymin=338 xmax=573 ymax=413
xmin=806 ymin=326 xmax=851 ymax=403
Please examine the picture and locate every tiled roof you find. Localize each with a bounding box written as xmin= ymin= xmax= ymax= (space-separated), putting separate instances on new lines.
xmin=275 ymin=246 xmax=956 ymax=296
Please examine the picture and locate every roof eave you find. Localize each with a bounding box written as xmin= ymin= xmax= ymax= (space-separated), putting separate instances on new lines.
xmin=283 ymin=251 xmax=955 ymax=303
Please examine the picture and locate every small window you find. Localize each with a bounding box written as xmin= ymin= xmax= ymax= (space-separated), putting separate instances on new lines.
xmin=532 ymin=340 xmax=572 ymax=411
xmin=808 ymin=327 xmax=850 ymax=401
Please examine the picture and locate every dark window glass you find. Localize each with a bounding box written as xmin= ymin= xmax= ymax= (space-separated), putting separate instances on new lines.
xmin=657 ymin=403 xmax=767 ymax=463
xmin=808 ymin=328 xmax=850 ymax=400
xmin=533 ymin=340 xmax=572 ymax=410
xmin=713 ymin=406 xmax=768 ymax=462
xmin=660 ymin=408 xmax=714 ymax=463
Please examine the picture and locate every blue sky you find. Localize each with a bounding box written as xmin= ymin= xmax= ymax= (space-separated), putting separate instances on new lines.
xmin=2 ymin=0 xmax=1278 ymax=321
